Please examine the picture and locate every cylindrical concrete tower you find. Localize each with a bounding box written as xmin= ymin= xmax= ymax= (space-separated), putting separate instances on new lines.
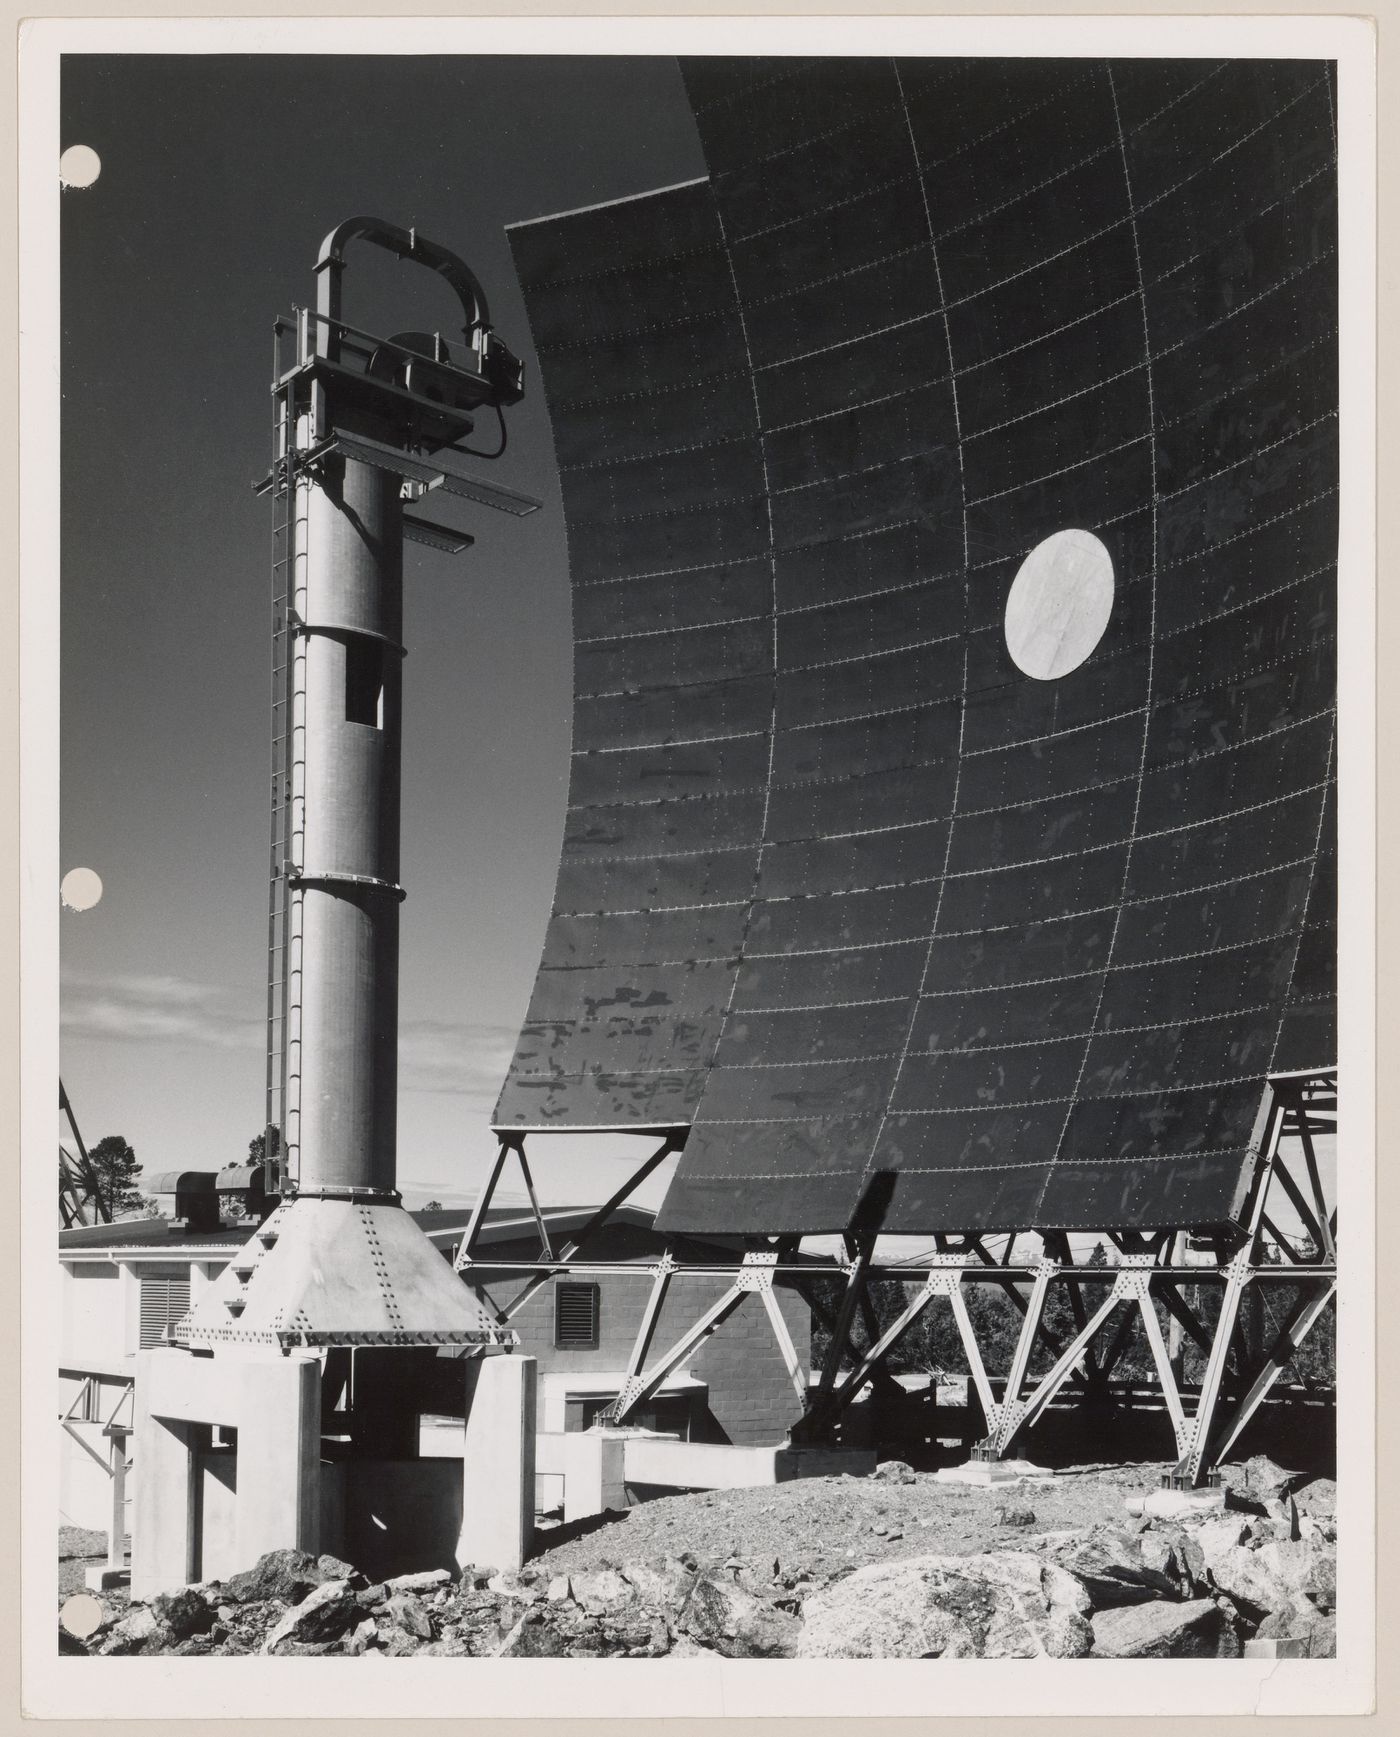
xmin=295 ymin=456 xmax=404 ymax=1196
xmin=181 ymin=217 xmax=529 ymax=1351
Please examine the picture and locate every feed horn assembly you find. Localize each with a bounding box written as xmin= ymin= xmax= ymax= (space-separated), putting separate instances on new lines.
xmin=133 ymin=223 xmax=541 ymax=1595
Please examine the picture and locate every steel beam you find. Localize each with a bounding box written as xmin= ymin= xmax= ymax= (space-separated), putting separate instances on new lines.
xmin=1204 ymin=1281 xmax=1336 ymax=1464
xmin=947 ymin=1278 xmax=1001 ymax=1434
xmin=995 ymin=1281 xmax=1127 ymax=1451
xmin=988 ymin=1262 xmax=1056 ymax=1449
xmin=758 ymin=1282 xmax=811 ymax=1409
xmin=621 ymin=1253 xmax=674 ymax=1384
xmin=1134 ymin=1283 xmax=1189 ymax=1452
xmin=1156 ymin=1282 xmax=1215 ymax=1359
xmin=1295 ymin=1117 xmax=1335 ymax=1259
xmin=453 ymin=1136 xmax=511 ymax=1271
xmin=514 ymin=1140 xmax=554 ymax=1261
xmin=603 ymin=1273 xmax=755 ymax=1425
xmin=486 ymin=1134 xmax=680 ymax=1320
xmin=1269 ymin=1154 xmax=1330 ymax=1259
xmin=816 ymin=1243 xmax=872 ymax=1402
xmin=831 ymin=1274 xmax=939 ymax=1410
xmin=1174 ymin=1247 xmax=1252 ymax=1484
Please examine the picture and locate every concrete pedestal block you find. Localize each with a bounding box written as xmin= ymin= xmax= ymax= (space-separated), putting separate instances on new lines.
xmin=458 ymin=1354 xmax=537 ymax=1573
xmin=562 ymin=1427 xmax=633 ymax=1522
xmin=934 ymin=1456 xmax=1056 ymax=1488
xmin=774 ymin=1445 xmax=876 ymax=1481
xmin=131 ymin=1347 xmax=321 ymax=1601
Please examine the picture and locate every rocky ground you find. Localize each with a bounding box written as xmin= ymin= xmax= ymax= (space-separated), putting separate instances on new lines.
xmin=59 ymin=1454 xmax=1336 ymax=1661
xmin=59 ymin=1527 xmax=108 ymax=1600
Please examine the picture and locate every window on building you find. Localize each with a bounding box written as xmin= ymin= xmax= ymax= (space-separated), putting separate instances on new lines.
xmin=554 ymin=1282 xmax=600 ymax=1349
xmin=345 ymin=639 xmax=384 ymax=728
xmin=139 ymin=1273 xmax=191 ymax=1348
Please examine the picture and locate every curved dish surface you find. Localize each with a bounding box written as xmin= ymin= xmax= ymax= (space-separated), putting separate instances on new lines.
xmin=497 ymin=57 xmax=1338 ymax=1235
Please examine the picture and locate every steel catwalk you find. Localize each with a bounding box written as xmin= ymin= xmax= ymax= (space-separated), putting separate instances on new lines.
xmin=496 ymin=58 xmax=1338 ymax=1236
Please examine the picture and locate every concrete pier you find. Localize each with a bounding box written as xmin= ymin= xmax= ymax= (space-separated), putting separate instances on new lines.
xmin=131 ymin=1347 xmax=321 ymax=1601
xmin=458 ymin=1355 xmax=537 ymax=1572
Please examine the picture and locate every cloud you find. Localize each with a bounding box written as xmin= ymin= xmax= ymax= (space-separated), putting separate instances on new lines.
xmin=60 ymin=972 xmax=521 ymax=1105
xmin=61 ymin=969 xmax=263 ymax=1051
xmin=398 ymin=1017 xmax=518 ymax=1102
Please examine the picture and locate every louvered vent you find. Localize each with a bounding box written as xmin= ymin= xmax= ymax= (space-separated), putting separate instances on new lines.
xmin=139 ymin=1274 xmax=191 ymax=1348
xmin=554 ymin=1282 xmax=600 ymax=1348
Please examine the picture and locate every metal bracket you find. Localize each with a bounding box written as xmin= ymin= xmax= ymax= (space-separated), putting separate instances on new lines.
xmin=736 ymin=1251 xmax=780 ymax=1293
xmin=289 ymin=869 xmax=407 ymax=902
xmin=326 ymin=429 xmax=541 ymax=516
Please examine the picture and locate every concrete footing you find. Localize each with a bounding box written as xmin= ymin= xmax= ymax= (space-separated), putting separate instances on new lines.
xmin=555 ymin=1431 xmax=876 ymax=1521
xmin=84 ymin=1566 xmax=130 ymax=1592
xmin=1123 ymin=1486 xmax=1228 ymax=1521
xmin=933 ymin=1457 xmax=1056 ymax=1488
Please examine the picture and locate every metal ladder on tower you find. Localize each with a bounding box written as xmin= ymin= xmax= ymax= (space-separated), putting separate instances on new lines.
xmin=263 ymin=318 xmax=304 ymax=1194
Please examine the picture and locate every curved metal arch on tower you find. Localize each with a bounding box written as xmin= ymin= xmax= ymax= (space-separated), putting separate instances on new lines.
xmin=496 ymin=56 xmax=1338 ymax=1238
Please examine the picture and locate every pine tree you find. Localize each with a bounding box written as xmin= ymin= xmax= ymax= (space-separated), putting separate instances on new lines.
xmin=88 ymin=1135 xmax=145 ymax=1219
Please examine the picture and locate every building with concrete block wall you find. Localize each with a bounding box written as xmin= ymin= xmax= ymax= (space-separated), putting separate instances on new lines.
xmin=465 ymin=1211 xmax=812 ymax=1448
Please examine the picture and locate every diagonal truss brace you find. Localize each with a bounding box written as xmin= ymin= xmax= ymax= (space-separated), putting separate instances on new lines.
xmin=988 ymin=1260 xmax=1147 ymax=1455
xmin=601 ymin=1251 xmax=780 ymax=1425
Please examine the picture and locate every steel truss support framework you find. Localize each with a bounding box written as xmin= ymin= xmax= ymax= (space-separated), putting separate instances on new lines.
xmin=59 ymin=1079 xmax=111 ymax=1229
xmin=470 ymin=1073 xmax=1334 ymax=1484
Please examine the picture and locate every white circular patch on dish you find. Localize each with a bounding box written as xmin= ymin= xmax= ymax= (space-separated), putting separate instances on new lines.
xmin=59 ymin=145 xmax=102 ymax=189
xmin=1004 ymin=529 xmax=1115 ymax=681
xmin=61 ymin=867 xmax=103 ymax=911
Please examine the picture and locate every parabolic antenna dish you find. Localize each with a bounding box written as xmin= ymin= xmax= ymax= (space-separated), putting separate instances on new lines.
xmin=495 ymin=57 xmax=1338 ymax=1239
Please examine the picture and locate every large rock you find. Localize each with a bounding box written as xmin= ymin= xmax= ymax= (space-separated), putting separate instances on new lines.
xmin=1253 ymin=1537 xmax=1336 ymax=1613
xmin=485 ymin=1570 xmax=543 ymax=1604
xmin=263 ymin=1579 xmax=358 ymax=1653
xmin=1027 ymin=1524 xmax=1180 ymax=1610
xmin=1092 ymin=1599 xmax=1233 ymax=1658
xmin=417 ymin=1636 xmax=472 ymax=1656
xmin=381 ymin=1593 xmax=433 ymax=1640
xmin=873 ymin=1459 xmax=918 ymax=1484
xmin=681 ymin=1574 xmax=800 ymax=1659
xmin=1240 ymin=1454 xmax=1302 ymax=1506
xmin=570 ymin=1567 xmax=637 ymax=1617
xmin=1295 ymin=1478 xmax=1337 ymax=1525
xmin=1255 ymin=1598 xmax=1336 ymax=1658
xmin=316 ymin=1554 xmax=360 ymax=1584
xmin=1193 ymin=1518 xmax=1334 ymax=1620
xmin=225 ymin=1548 xmax=323 ymax=1606
xmin=495 ymin=1609 xmax=576 ymax=1658
xmin=621 ymin=1557 xmax=697 ymax=1615
xmin=152 ymin=1587 xmax=215 ymax=1639
xmin=797 ymin=1553 xmax=1092 ymax=1660
xmin=97 ymin=1605 xmax=168 ymax=1656
xmin=1199 ymin=1544 xmax=1293 ymax=1618
xmin=385 ymin=1569 xmax=451 ymax=1595
xmin=1138 ymin=1525 xmax=1206 ymax=1596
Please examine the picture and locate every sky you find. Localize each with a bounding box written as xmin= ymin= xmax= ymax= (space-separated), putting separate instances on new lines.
xmin=59 ymin=54 xmax=705 ymax=1208
xmin=55 ymin=50 xmax=1335 ymax=1241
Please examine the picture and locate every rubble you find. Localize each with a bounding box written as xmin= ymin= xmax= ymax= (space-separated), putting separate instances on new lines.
xmin=263 ymin=1579 xmax=358 ymax=1654
xmin=1091 ymin=1598 xmax=1235 ymax=1658
xmin=797 ymin=1552 xmax=1092 ymax=1659
xmin=71 ymin=1462 xmax=1337 ymax=1662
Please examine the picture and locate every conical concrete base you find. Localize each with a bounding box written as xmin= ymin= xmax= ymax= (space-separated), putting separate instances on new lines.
xmin=178 ymin=1196 xmax=514 ymax=1350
